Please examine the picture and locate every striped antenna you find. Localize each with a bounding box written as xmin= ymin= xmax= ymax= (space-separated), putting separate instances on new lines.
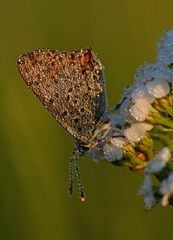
xmin=68 ymin=148 xmax=86 ymax=202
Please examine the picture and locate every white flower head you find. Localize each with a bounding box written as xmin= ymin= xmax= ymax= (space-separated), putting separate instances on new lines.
xmin=110 ymin=137 xmax=127 ymax=148
xmin=161 ymin=192 xmax=173 ymax=207
xmin=135 ymin=63 xmax=173 ymax=84
xmin=157 ymin=29 xmax=173 ymax=66
xmin=146 ymin=79 xmax=170 ymax=98
xmin=129 ymin=99 xmax=152 ymax=121
xmin=90 ymin=149 xmax=103 ymax=161
xmin=131 ymin=85 xmax=154 ymax=104
xmin=159 ymin=173 xmax=173 ymax=206
xmin=139 ymin=175 xmax=153 ymax=195
xmin=160 ymin=173 xmax=173 ymax=194
xmin=138 ymin=175 xmax=156 ymax=209
xmin=124 ymin=122 xmax=153 ymax=143
xmin=145 ymin=147 xmax=171 ymax=174
xmin=103 ymin=143 xmax=123 ymax=161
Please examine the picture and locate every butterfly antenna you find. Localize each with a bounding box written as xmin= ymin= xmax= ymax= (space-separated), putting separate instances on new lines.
xmin=68 ymin=154 xmax=74 ymax=196
xmin=74 ymin=154 xmax=86 ymax=202
xmin=68 ymin=148 xmax=86 ymax=202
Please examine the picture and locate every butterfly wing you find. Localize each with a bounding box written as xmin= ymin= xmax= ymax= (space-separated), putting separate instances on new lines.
xmin=17 ymin=48 xmax=106 ymax=143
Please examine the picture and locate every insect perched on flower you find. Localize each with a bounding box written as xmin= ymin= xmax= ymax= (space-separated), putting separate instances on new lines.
xmin=17 ymin=29 xmax=173 ymax=209
xmin=17 ymin=48 xmax=108 ymax=201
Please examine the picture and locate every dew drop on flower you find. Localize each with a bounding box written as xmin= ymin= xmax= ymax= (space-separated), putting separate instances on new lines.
xmin=103 ymin=143 xmax=123 ymax=161
xmin=124 ymin=122 xmax=153 ymax=142
xmin=146 ymin=79 xmax=170 ymax=98
xmin=157 ymin=29 xmax=173 ymax=66
xmin=129 ymin=99 xmax=151 ymax=121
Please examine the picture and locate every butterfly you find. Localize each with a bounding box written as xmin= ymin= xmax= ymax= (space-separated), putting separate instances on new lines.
xmin=17 ymin=48 xmax=107 ymax=201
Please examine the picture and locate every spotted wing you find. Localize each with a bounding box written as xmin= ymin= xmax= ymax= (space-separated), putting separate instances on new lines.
xmin=17 ymin=48 xmax=106 ymax=143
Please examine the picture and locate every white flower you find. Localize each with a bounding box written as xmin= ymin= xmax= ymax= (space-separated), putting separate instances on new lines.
xmin=161 ymin=192 xmax=173 ymax=207
xmin=124 ymin=122 xmax=153 ymax=143
xmin=138 ymin=175 xmax=156 ymax=209
xmin=145 ymin=147 xmax=171 ymax=174
xmin=129 ymin=99 xmax=152 ymax=121
xmin=103 ymin=143 xmax=123 ymax=161
xmin=157 ymin=29 xmax=173 ymax=66
xmin=144 ymin=193 xmax=157 ymax=209
xmin=135 ymin=63 xmax=173 ymax=84
xmin=146 ymin=79 xmax=170 ymax=98
xmin=90 ymin=149 xmax=103 ymax=161
xmin=159 ymin=173 xmax=173 ymax=206
xmin=160 ymin=173 xmax=173 ymax=193
xmin=110 ymin=137 xmax=127 ymax=148
xmin=139 ymin=175 xmax=152 ymax=195
xmin=131 ymin=85 xmax=154 ymax=103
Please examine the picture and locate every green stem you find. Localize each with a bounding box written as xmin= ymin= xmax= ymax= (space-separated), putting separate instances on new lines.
xmin=147 ymin=115 xmax=173 ymax=128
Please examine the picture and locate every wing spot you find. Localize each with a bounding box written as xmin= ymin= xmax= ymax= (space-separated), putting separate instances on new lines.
xmin=68 ymin=88 xmax=73 ymax=93
xmin=71 ymin=53 xmax=75 ymax=60
xmin=34 ymin=81 xmax=39 ymax=86
xmin=49 ymin=98 xmax=54 ymax=103
xmin=51 ymin=61 xmax=56 ymax=67
xmin=82 ymin=69 xmax=86 ymax=74
xmin=62 ymin=111 xmax=68 ymax=117
xmin=77 ymin=126 xmax=82 ymax=132
xmin=93 ymin=74 xmax=98 ymax=80
xmin=67 ymin=95 xmax=70 ymax=101
xmin=74 ymin=118 xmax=79 ymax=123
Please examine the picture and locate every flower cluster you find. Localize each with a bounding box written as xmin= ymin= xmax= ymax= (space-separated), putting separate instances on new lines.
xmin=90 ymin=29 xmax=173 ymax=209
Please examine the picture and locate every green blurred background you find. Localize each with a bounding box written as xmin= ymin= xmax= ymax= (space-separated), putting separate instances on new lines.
xmin=1 ymin=0 xmax=173 ymax=239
